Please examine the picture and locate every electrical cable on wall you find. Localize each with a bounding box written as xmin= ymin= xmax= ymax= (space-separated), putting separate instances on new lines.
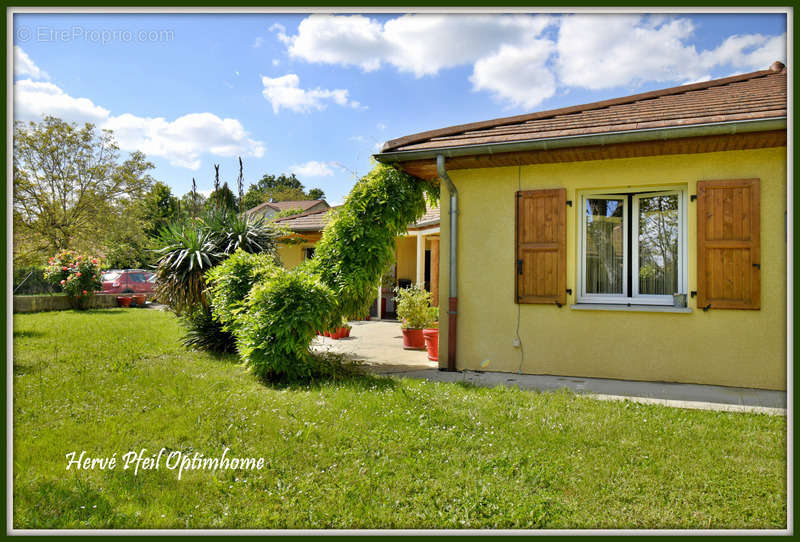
xmin=515 ymin=165 xmax=525 ymax=374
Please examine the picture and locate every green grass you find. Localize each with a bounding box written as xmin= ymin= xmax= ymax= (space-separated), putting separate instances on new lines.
xmin=13 ymin=309 xmax=786 ymax=529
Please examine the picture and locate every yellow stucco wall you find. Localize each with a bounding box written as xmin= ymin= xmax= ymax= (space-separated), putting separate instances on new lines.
xmin=395 ymin=236 xmax=417 ymax=283
xmin=438 ymin=147 xmax=787 ymax=390
xmin=277 ymin=244 xmax=309 ymax=270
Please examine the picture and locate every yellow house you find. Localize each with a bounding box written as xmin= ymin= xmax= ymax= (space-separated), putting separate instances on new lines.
xmin=275 ymin=205 xmax=441 ymax=318
xmin=375 ymin=62 xmax=787 ymax=391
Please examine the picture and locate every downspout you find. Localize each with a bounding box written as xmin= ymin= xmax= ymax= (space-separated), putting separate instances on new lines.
xmin=436 ymin=154 xmax=458 ymax=372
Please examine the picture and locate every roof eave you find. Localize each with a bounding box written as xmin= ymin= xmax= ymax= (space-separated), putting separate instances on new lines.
xmin=374 ymin=117 xmax=787 ymax=164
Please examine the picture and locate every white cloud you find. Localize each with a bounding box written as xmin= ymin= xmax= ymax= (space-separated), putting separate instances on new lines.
xmin=14 ymin=78 xmax=265 ymax=171
xmin=556 ymin=15 xmax=786 ymax=90
xmin=470 ymin=41 xmax=556 ymax=109
xmin=282 ymin=14 xmax=553 ymax=77
xmin=252 ymin=36 xmax=264 ymax=48
xmin=272 ymin=59 xmax=280 ymax=66
xmin=261 ymin=73 xmax=361 ymax=113
xmin=14 ymin=79 xmax=110 ymax=124
xmin=289 ymin=160 xmax=335 ymax=177
xmin=699 ymin=33 xmax=786 ymax=71
xmin=14 ymin=46 xmax=49 ymax=80
xmin=104 ymin=112 xmax=264 ymax=170
xmin=278 ymin=13 xmax=786 ymax=109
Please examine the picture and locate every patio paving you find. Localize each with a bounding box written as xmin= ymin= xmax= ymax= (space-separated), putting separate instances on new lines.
xmin=311 ymin=319 xmax=438 ymax=372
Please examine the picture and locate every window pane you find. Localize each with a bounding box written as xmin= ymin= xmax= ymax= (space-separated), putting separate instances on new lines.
xmin=585 ymin=198 xmax=624 ymax=294
xmin=638 ymin=194 xmax=679 ymax=295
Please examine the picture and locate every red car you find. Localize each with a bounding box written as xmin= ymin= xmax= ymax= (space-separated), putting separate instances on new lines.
xmin=101 ymin=269 xmax=155 ymax=294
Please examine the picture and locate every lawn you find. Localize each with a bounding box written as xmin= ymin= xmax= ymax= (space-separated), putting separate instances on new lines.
xmin=13 ymin=309 xmax=786 ymax=530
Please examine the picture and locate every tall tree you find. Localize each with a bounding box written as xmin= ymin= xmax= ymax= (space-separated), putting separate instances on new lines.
xmin=13 ymin=116 xmax=154 ymax=263
xmin=139 ymin=181 xmax=180 ymax=238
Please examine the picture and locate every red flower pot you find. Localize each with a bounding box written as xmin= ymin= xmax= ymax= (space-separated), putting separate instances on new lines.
xmin=423 ymin=328 xmax=439 ymax=361
xmin=324 ymin=330 xmax=331 ymax=337
xmin=402 ymin=328 xmax=425 ymax=350
xmin=132 ymin=294 xmax=146 ymax=307
xmin=117 ymin=296 xmax=132 ymax=307
xmin=345 ymin=327 xmax=351 ymax=337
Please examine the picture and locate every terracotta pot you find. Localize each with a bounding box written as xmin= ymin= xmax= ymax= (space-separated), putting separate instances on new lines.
xmin=117 ymin=296 xmax=132 ymax=307
xmin=324 ymin=330 xmax=331 ymax=337
xmin=345 ymin=327 xmax=351 ymax=337
xmin=423 ymin=328 xmax=439 ymax=361
xmin=402 ymin=328 xmax=426 ymax=350
xmin=132 ymin=294 xmax=147 ymax=307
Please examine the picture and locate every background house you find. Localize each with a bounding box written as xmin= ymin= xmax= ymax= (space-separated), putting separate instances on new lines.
xmin=275 ymin=204 xmax=441 ymax=318
xmin=376 ymin=62 xmax=787 ymax=391
xmin=243 ymin=199 xmax=329 ymax=221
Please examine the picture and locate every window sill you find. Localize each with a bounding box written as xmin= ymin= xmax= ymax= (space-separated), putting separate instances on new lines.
xmin=570 ymin=304 xmax=693 ymax=314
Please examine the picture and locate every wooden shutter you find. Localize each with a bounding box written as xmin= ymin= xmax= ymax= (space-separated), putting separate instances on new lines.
xmin=516 ymin=189 xmax=566 ymax=305
xmin=696 ymin=179 xmax=760 ymax=309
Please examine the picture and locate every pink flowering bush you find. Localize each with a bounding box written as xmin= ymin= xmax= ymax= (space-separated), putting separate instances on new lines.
xmin=43 ymin=250 xmax=103 ymax=309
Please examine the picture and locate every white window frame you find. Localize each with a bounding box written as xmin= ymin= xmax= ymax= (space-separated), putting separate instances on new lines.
xmin=577 ymin=187 xmax=688 ymax=306
xmin=579 ymin=194 xmax=629 ymax=303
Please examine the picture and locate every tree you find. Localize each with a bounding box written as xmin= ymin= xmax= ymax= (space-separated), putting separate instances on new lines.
xmin=139 ymin=181 xmax=180 ymax=238
xmin=307 ymin=187 xmax=325 ymax=200
xmin=13 ymin=116 xmax=155 ymax=263
xmin=205 ymin=182 xmax=238 ymax=213
xmin=256 ymin=173 xmax=303 ymax=192
xmin=180 ymin=189 xmax=206 ymax=219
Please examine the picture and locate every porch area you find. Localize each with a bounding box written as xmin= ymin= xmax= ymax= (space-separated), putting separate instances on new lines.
xmin=311 ymin=319 xmax=438 ymax=372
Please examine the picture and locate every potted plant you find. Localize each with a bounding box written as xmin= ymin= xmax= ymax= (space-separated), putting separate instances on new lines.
xmin=394 ymin=285 xmax=434 ymax=350
xmin=132 ymin=294 xmax=147 ymax=307
xmin=422 ymin=307 xmax=439 ymax=361
xmin=117 ymin=296 xmax=132 ymax=308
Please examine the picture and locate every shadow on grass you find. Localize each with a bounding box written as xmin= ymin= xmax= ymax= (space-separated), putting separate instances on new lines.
xmin=13 ymin=329 xmax=46 ymax=339
xmin=261 ymin=352 xmax=399 ymax=392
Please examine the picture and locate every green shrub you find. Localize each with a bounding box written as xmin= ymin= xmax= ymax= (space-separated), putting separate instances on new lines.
xmin=394 ymin=285 xmax=435 ymax=329
xmin=234 ymin=268 xmax=337 ymax=382
xmin=205 ymin=249 xmax=281 ymax=332
xmin=43 ymin=251 xmax=103 ymax=309
xmin=312 ymin=163 xmax=437 ymax=319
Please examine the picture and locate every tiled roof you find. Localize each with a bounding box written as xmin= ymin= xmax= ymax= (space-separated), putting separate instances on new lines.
xmin=244 ymin=199 xmax=327 ymax=216
xmin=275 ymin=204 xmax=441 ymax=233
xmin=410 ymin=205 xmax=440 ymax=228
xmin=273 ymin=206 xmax=338 ymax=232
xmin=381 ymin=62 xmax=787 ymax=154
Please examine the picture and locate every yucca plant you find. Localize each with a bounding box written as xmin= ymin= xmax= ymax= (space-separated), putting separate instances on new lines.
xmin=180 ymin=306 xmax=237 ymax=353
xmin=202 ymin=207 xmax=284 ymax=258
xmin=153 ymin=207 xmax=286 ymax=353
xmin=153 ymin=221 xmax=223 ymax=315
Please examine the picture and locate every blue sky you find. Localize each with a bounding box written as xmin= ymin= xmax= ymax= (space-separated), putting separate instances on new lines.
xmin=13 ymin=11 xmax=787 ymax=205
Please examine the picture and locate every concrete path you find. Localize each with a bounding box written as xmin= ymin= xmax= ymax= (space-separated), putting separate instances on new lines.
xmin=369 ymin=368 xmax=787 ymax=415
xmin=312 ymin=320 xmax=785 ymax=415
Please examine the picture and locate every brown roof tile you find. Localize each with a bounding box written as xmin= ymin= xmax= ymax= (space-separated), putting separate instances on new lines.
xmin=275 ymin=203 xmax=441 ymax=233
xmin=381 ymin=63 xmax=786 ymax=154
xmin=244 ymin=199 xmax=328 ymax=216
